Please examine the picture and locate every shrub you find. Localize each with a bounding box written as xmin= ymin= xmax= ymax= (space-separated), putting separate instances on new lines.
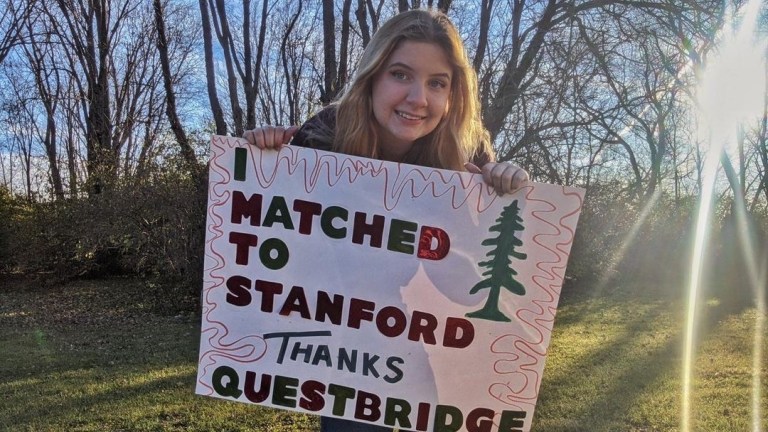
xmin=3 ymin=169 xmax=208 ymax=296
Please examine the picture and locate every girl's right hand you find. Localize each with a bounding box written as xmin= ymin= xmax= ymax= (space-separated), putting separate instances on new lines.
xmin=243 ymin=126 xmax=299 ymax=150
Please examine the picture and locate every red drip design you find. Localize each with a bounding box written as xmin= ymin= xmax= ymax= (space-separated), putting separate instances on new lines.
xmin=247 ymin=146 xmax=500 ymax=212
xmin=485 ymin=186 xmax=583 ymax=408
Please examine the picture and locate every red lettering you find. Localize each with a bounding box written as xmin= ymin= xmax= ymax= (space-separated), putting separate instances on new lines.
xmin=244 ymin=371 xmax=271 ymax=403
xmin=442 ymin=317 xmax=475 ymax=348
xmin=408 ymin=311 xmax=438 ymax=345
xmin=416 ymin=402 xmax=431 ymax=431
xmin=229 ymin=231 xmax=258 ymax=265
xmin=376 ymin=306 xmax=408 ymax=338
xmin=226 ymin=275 xmax=252 ymax=306
xmin=316 ymin=291 xmax=344 ymax=325
xmin=417 ymin=225 xmax=450 ymax=260
xmin=254 ymin=280 xmax=283 ymax=312
xmin=466 ymin=407 xmax=495 ymax=432
xmin=352 ymin=212 xmax=385 ymax=247
xmin=347 ymin=298 xmax=376 ymax=329
xmin=293 ymin=200 xmax=322 ymax=234
xmin=231 ymin=191 xmax=262 ymax=225
xmin=299 ymin=380 xmax=326 ymax=411
xmin=279 ymin=286 xmax=311 ymax=318
xmin=354 ymin=390 xmax=382 ymax=422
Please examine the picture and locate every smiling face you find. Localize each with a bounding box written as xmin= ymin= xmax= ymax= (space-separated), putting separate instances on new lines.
xmin=370 ymin=41 xmax=453 ymax=162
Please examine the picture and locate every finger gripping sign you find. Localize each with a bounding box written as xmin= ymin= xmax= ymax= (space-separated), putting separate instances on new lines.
xmin=196 ymin=135 xmax=585 ymax=432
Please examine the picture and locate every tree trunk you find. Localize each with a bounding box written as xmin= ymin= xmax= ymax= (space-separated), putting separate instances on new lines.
xmin=321 ymin=0 xmax=337 ymax=105
xmin=199 ymin=0 xmax=227 ymax=134
xmin=247 ymin=0 xmax=269 ymax=130
xmin=153 ymin=0 xmax=198 ymax=171
xmin=483 ymin=0 xmax=558 ymax=141
xmin=212 ymin=0 xmax=244 ymax=136
xmin=473 ymin=0 xmax=493 ymax=72
xmin=87 ymin=0 xmax=116 ymax=194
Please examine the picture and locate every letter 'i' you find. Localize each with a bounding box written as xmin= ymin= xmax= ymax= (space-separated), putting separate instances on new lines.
xmin=235 ymin=147 xmax=247 ymax=181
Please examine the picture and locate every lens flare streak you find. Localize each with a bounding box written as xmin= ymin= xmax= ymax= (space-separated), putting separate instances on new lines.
xmin=685 ymin=1 xmax=768 ymax=431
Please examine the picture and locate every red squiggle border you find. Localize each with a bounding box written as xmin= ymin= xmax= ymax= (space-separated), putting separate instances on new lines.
xmin=198 ymin=137 xmax=268 ymax=391
xmin=486 ymin=185 xmax=584 ymax=408
xmin=247 ymin=145 xmax=502 ymax=212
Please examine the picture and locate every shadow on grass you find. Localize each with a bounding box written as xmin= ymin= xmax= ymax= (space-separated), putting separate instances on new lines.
xmin=533 ymin=298 xmax=681 ymax=431
xmin=534 ymin=276 xmax=756 ymax=431
xmin=0 ymin=277 xmax=318 ymax=431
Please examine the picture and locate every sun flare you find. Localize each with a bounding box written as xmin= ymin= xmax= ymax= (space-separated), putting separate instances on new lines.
xmin=684 ymin=1 xmax=768 ymax=432
xmin=696 ymin=0 xmax=767 ymax=148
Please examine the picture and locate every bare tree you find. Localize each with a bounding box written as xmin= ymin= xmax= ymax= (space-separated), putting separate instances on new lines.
xmin=472 ymin=0 xmax=493 ymax=73
xmin=44 ymin=0 xmax=145 ymax=193
xmin=198 ymin=0 xmax=226 ymax=134
xmin=202 ymin=0 xmax=272 ymax=134
xmin=320 ymin=0 xmax=353 ymax=105
xmin=22 ymin=23 xmax=65 ymax=199
xmin=153 ymin=0 xmax=197 ymax=171
xmin=282 ymin=0 xmax=305 ymax=125
xmin=480 ymin=0 xmax=688 ymax=143
xmin=0 ymin=1 xmax=35 ymax=65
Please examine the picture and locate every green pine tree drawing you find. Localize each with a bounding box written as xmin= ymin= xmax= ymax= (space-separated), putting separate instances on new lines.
xmin=466 ymin=199 xmax=527 ymax=322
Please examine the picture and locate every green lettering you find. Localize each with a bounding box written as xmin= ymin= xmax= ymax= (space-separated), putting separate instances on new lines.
xmin=234 ymin=147 xmax=247 ymax=181
xmin=384 ymin=397 xmax=412 ymax=429
xmin=434 ymin=404 xmax=463 ymax=432
xmin=272 ymin=375 xmax=299 ymax=408
xmin=320 ymin=206 xmax=349 ymax=239
xmin=387 ymin=218 xmax=417 ymax=254
xmin=212 ymin=365 xmax=242 ymax=399
xmin=328 ymin=384 xmax=356 ymax=416
xmin=498 ymin=410 xmax=527 ymax=432
xmin=263 ymin=196 xmax=295 ymax=229
xmin=258 ymin=237 xmax=289 ymax=270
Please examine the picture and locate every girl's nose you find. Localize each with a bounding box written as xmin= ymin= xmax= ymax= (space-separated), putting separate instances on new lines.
xmin=406 ymin=83 xmax=428 ymax=107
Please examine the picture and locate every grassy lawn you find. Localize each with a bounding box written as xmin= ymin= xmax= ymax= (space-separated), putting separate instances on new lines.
xmin=1 ymin=276 xmax=765 ymax=431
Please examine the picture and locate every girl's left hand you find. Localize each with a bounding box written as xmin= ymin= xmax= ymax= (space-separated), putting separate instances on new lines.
xmin=465 ymin=161 xmax=529 ymax=195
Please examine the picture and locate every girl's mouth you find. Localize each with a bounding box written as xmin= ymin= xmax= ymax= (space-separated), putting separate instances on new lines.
xmin=396 ymin=110 xmax=426 ymax=121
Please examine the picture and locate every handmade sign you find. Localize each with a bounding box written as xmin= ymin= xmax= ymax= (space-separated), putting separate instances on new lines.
xmin=196 ymin=135 xmax=585 ymax=432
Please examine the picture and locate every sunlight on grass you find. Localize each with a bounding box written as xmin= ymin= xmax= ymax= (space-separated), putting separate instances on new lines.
xmin=692 ymin=310 xmax=768 ymax=431
xmin=75 ymin=365 xmax=193 ymax=397
xmin=535 ymin=289 xmax=682 ymax=431
xmin=688 ymin=0 xmax=768 ymax=431
xmin=535 ymin=285 xmax=767 ymax=432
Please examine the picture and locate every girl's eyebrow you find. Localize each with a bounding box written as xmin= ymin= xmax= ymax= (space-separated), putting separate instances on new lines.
xmin=387 ymin=62 xmax=452 ymax=80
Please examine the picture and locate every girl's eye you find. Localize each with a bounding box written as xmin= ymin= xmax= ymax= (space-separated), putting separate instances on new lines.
xmin=429 ymin=79 xmax=448 ymax=89
xmin=391 ymin=71 xmax=408 ymax=80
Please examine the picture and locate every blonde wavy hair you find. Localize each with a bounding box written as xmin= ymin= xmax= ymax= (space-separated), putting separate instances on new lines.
xmin=325 ymin=9 xmax=494 ymax=171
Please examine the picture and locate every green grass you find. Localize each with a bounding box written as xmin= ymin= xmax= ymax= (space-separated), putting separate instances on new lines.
xmin=0 ymin=277 xmax=765 ymax=431
xmin=536 ymin=282 xmax=767 ymax=432
xmin=0 ymin=278 xmax=316 ymax=432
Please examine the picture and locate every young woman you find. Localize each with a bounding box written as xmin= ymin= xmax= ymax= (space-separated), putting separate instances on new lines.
xmin=244 ymin=9 xmax=528 ymax=431
xmin=245 ymin=9 xmax=528 ymax=195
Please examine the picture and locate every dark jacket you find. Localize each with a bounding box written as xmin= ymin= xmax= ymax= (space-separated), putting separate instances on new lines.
xmin=290 ymin=106 xmax=493 ymax=168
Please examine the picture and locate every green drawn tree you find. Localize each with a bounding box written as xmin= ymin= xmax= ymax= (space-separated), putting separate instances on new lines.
xmin=466 ymin=200 xmax=527 ymax=322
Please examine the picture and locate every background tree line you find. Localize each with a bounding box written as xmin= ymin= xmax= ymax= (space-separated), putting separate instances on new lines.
xmin=0 ymin=0 xmax=765 ymax=304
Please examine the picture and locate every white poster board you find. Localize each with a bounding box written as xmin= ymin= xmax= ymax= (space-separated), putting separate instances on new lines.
xmin=196 ymin=135 xmax=585 ymax=432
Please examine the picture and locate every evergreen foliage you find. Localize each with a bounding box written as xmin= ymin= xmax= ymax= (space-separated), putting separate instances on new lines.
xmin=467 ymin=199 xmax=528 ymax=322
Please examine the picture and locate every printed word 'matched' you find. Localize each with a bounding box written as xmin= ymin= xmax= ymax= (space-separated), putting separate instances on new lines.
xmin=230 ymin=191 xmax=450 ymax=260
